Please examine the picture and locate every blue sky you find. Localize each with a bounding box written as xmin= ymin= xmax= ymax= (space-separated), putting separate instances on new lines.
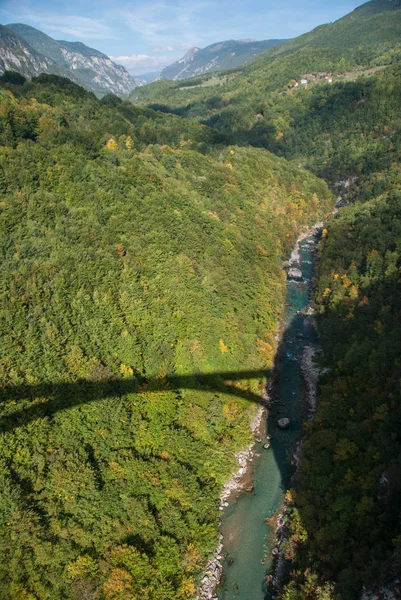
xmin=0 ymin=0 xmax=364 ymax=74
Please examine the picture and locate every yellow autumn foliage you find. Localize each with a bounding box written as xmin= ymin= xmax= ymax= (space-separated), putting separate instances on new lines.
xmin=106 ymin=138 xmax=118 ymax=150
xmin=219 ymin=338 xmax=228 ymax=353
xmin=119 ymin=363 xmax=133 ymax=378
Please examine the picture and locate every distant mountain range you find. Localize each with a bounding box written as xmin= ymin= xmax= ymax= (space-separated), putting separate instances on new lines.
xmin=0 ymin=23 xmax=140 ymax=96
xmin=133 ymin=71 xmax=161 ymax=85
xmin=0 ymin=26 xmax=289 ymax=92
xmin=158 ymin=39 xmax=288 ymax=81
xmin=0 ymin=24 xmax=288 ymax=93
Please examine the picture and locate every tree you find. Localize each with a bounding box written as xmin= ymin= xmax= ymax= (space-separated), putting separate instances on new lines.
xmin=0 ymin=71 xmax=26 ymax=85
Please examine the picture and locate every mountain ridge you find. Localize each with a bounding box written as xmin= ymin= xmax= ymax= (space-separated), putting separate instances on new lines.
xmin=3 ymin=23 xmax=140 ymax=96
xmin=131 ymin=0 xmax=401 ymax=123
xmin=158 ymin=38 xmax=288 ymax=81
xmin=0 ymin=24 xmax=69 ymax=80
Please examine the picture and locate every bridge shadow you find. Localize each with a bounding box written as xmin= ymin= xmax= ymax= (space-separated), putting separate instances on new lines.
xmin=0 ymin=292 xmax=320 ymax=600
xmin=0 ymin=369 xmax=272 ymax=435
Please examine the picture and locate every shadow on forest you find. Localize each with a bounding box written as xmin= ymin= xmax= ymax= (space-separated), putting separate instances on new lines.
xmin=0 ymin=368 xmax=272 ymax=434
xmin=0 ymin=272 xmax=322 ymax=598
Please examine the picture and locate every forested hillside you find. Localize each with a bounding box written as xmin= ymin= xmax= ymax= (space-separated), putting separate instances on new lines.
xmin=2 ymin=0 xmax=401 ymax=598
xmin=130 ymin=1 xmax=401 ymax=598
xmin=273 ymin=64 xmax=401 ymax=599
xmin=131 ymin=0 xmax=401 ymax=136
xmin=0 ymin=74 xmax=333 ymax=599
xmin=283 ymin=174 xmax=401 ymax=600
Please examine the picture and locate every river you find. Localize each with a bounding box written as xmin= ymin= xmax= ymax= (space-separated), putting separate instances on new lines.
xmin=216 ymin=233 xmax=319 ymax=600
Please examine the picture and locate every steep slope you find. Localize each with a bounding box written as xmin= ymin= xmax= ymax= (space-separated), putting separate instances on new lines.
xmin=6 ymin=23 xmax=139 ymax=96
xmin=159 ymin=39 xmax=287 ymax=81
xmin=0 ymin=24 xmax=64 ymax=79
xmin=131 ymin=0 xmax=401 ymax=125
xmin=258 ymin=64 xmax=401 ymax=600
xmin=0 ymin=74 xmax=333 ymax=600
xmin=160 ymin=47 xmax=200 ymax=80
xmin=131 ymin=2 xmax=401 ymax=598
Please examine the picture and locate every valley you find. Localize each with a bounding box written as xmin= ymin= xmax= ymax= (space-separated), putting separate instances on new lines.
xmin=0 ymin=1 xmax=400 ymax=599
xmin=216 ymin=232 xmax=321 ymax=600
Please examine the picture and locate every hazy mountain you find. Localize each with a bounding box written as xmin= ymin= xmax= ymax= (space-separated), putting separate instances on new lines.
xmin=133 ymin=71 xmax=160 ymax=85
xmin=5 ymin=23 xmax=140 ymax=96
xmin=159 ymin=38 xmax=288 ymax=80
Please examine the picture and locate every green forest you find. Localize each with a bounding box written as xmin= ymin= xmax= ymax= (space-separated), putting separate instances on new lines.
xmin=131 ymin=3 xmax=401 ymax=596
xmin=0 ymin=74 xmax=332 ymax=599
xmin=1 ymin=0 xmax=401 ymax=598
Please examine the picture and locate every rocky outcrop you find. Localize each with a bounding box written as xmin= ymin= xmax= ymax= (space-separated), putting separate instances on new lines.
xmin=361 ymin=582 xmax=401 ymax=600
xmin=159 ymin=38 xmax=287 ymax=81
xmin=287 ymin=267 xmax=302 ymax=280
xmin=300 ymin=345 xmax=319 ymax=413
xmin=4 ymin=23 xmax=139 ymax=96
xmin=0 ymin=25 xmax=57 ymax=79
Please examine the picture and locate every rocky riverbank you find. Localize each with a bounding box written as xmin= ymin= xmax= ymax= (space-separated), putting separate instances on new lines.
xmin=196 ymin=224 xmax=323 ymax=600
xmin=268 ymin=227 xmax=323 ymax=598
xmin=196 ymin=406 xmax=266 ymax=600
xmin=286 ymin=223 xmax=323 ymax=267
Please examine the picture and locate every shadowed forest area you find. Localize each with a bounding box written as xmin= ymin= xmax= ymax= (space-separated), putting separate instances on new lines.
xmin=0 ymin=369 xmax=271 ymax=434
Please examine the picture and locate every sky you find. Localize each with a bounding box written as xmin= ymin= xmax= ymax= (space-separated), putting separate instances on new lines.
xmin=0 ymin=0 xmax=364 ymax=75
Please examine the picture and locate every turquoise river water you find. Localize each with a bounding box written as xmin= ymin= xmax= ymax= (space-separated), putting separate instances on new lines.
xmin=217 ymin=235 xmax=318 ymax=600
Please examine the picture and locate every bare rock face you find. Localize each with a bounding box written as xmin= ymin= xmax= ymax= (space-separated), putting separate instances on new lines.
xmin=4 ymin=23 xmax=140 ymax=96
xmin=288 ymin=268 xmax=302 ymax=280
xmin=277 ymin=418 xmax=290 ymax=430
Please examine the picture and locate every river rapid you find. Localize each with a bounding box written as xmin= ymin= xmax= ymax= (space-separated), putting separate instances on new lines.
xmin=215 ymin=231 xmax=320 ymax=600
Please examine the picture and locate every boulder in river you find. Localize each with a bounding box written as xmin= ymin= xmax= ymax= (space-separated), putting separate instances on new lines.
xmin=277 ymin=418 xmax=291 ymax=430
xmin=288 ymin=268 xmax=302 ymax=280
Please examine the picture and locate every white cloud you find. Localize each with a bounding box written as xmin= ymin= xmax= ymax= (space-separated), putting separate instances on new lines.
xmin=0 ymin=2 xmax=114 ymax=40
xmin=110 ymin=53 xmax=172 ymax=75
xmin=42 ymin=16 xmax=114 ymax=40
xmin=118 ymin=2 xmax=208 ymax=49
xmin=152 ymin=43 xmax=192 ymax=53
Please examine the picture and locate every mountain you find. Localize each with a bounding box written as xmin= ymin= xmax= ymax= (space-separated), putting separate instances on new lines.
xmin=132 ymin=0 xmax=401 ymax=111
xmin=159 ymin=46 xmax=200 ymax=80
xmin=260 ymin=0 xmax=401 ymax=56
xmin=0 ymin=24 xmax=65 ymax=79
xmin=159 ymin=38 xmax=288 ymax=80
xmin=4 ymin=23 xmax=139 ymax=96
xmin=133 ymin=71 xmax=160 ymax=85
